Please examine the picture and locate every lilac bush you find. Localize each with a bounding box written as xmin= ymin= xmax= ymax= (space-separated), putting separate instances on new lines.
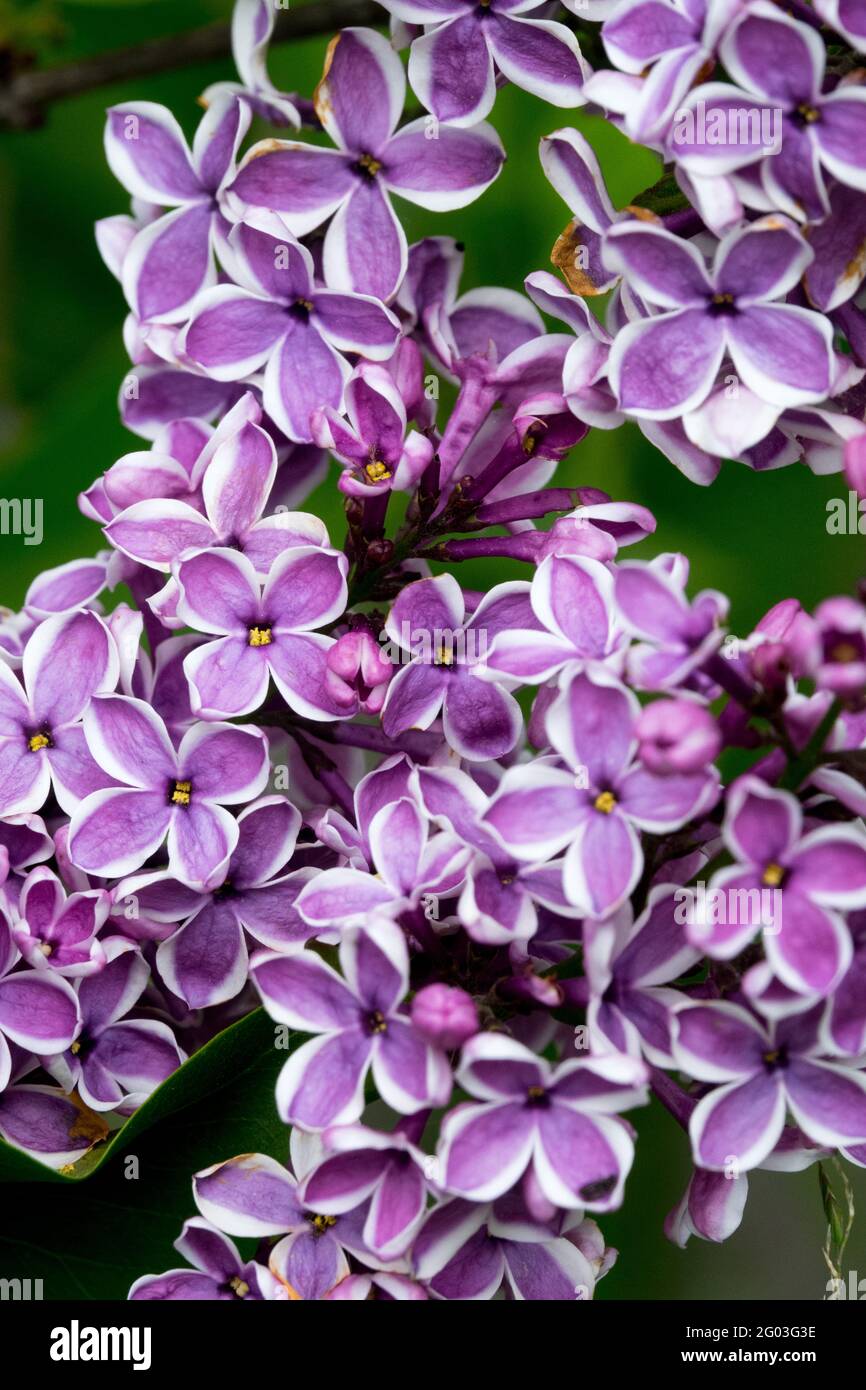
xmin=3 ymin=0 xmax=866 ymax=1301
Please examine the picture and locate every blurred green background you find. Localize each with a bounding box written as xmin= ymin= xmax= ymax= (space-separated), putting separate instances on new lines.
xmin=0 ymin=0 xmax=863 ymax=1299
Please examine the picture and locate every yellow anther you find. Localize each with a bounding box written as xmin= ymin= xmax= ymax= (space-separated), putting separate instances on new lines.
xmin=358 ymin=153 xmax=382 ymax=176
xmin=594 ymin=790 xmax=617 ymax=814
xmin=365 ymin=461 xmax=392 ymax=483
xmin=28 ymin=733 xmax=50 ymax=752
xmin=248 ymin=626 xmax=273 ymax=647
xmin=171 ymin=779 xmax=192 ymax=806
xmin=762 ymin=862 xmax=785 ymax=888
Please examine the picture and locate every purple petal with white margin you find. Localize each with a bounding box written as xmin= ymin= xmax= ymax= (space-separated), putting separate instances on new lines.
xmin=784 ymin=1059 xmax=866 ymax=1147
xmin=381 ymin=661 xmax=446 ymax=737
xmin=0 ymin=969 xmax=79 ymax=1051
xmin=485 ymin=13 xmax=586 ymax=109
xmin=105 ymin=499 xmax=216 ymax=572
xmin=726 ymin=304 xmax=833 ymax=408
xmin=123 ymin=204 xmax=214 ymax=323
xmin=407 ymin=14 xmax=496 ymax=127
xmin=368 ymin=798 xmax=425 ymax=896
xmin=440 ymin=1101 xmax=536 ymax=1201
xmin=25 ymin=609 xmax=119 ymax=730
xmin=546 ymin=669 xmax=637 ymax=786
xmin=166 ymin=800 xmax=237 ymax=890
xmin=264 ymin=545 xmax=348 ymax=632
xmin=157 ymin=900 xmax=248 ymax=1008
xmin=602 ymin=222 xmax=710 ymax=308
xmin=673 ymin=1001 xmax=766 ymax=1081
xmin=194 ymin=1152 xmax=304 ymax=1237
xmin=297 ymin=867 xmax=396 ymax=927
xmin=176 ymin=722 xmax=269 ymax=804
xmin=276 ymin=1029 xmax=370 ymax=1129
xmin=765 ymin=893 xmax=851 ymax=998
xmin=202 ymin=421 xmax=276 ymax=542
xmin=609 ymin=310 xmax=725 ymax=419
xmin=323 ymin=178 xmax=407 ymax=303
xmin=483 ymin=763 xmax=586 ymax=861
xmin=373 ymin=1016 xmax=452 ymax=1114
xmin=229 ymin=142 xmax=354 ymax=238
xmin=442 ymin=668 xmax=522 ymax=762
xmin=80 ymin=694 xmax=175 ymax=788
xmin=267 ymin=632 xmax=346 ymax=721
xmin=182 ymin=285 xmax=288 ymax=380
xmin=174 ymin=547 xmax=259 ymax=635
xmin=534 ymin=1108 xmax=633 ymax=1209
xmin=312 ymin=290 xmax=401 ymax=359
xmin=68 ymin=788 xmax=172 ymax=878
xmin=183 ymin=637 xmax=269 ymax=720
xmin=262 ymin=316 xmax=350 ymax=443
xmin=690 ymin=1072 xmax=786 ymax=1171
xmin=270 ymin=1228 xmax=348 ymax=1300
xmin=315 ymin=27 xmax=405 ymax=154
xmin=104 ymin=102 xmax=202 ymax=205
xmin=383 ymin=119 xmax=505 ymax=212
xmin=252 ymin=947 xmax=361 ymax=1031
xmin=563 ymin=808 xmax=642 ymax=917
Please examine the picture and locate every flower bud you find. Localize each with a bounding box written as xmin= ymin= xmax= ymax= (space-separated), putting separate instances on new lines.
xmin=411 ymin=984 xmax=478 ymax=1050
xmin=635 ymin=699 xmax=720 ymax=774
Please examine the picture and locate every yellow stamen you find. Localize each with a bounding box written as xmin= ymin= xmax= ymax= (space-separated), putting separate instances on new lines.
xmin=309 ymin=1213 xmax=338 ymax=1234
xmin=711 ymin=292 xmax=735 ymax=307
xmin=368 ymin=1009 xmax=388 ymax=1034
xmin=434 ymin=644 xmax=455 ymax=666
xmin=831 ymin=641 xmax=859 ymax=663
xmin=229 ymin=1276 xmax=250 ymax=1298
xmin=39 ymin=942 xmax=53 ymax=957
xmin=797 ymin=103 xmax=820 ymax=123
xmin=762 ymin=862 xmax=784 ymax=888
xmin=358 ymin=153 xmax=382 ymax=177
xmin=594 ymin=790 xmax=617 ymax=814
xmin=296 ymin=298 xmax=314 ymax=312
xmin=365 ymin=460 xmax=392 ymax=483
xmin=28 ymin=733 xmax=50 ymax=752
xmin=527 ymin=1084 xmax=545 ymax=1100
xmin=70 ymin=1040 xmax=81 ymax=1055
xmin=248 ymin=626 xmax=273 ymax=647
xmin=171 ymin=779 xmax=192 ymax=806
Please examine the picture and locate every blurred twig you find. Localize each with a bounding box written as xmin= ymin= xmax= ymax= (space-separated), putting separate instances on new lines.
xmin=0 ymin=0 xmax=382 ymax=131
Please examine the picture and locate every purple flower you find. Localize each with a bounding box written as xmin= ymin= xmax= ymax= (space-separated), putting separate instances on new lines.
xmin=614 ymin=554 xmax=727 ymax=689
xmin=296 ymin=792 xmax=468 ymax=932
xmin=672 ymin=999 xmax=866 ymax=1170
xmin=415 ymin=763 xmax=577 ymax=946
xmin=811 ymin=597 xmax=866 ymax=698
xmin=182 ymin=224 xmax=401 ymax=442
xmin=47 ymin=939 xmax=184 ymax=1112
xmin=483 ymin=669 xmax=719 ymax=918
xmin=381 ymin=574 xmax=536 ymax=761
xmin=0 ymin=610 xmax=119 ymax=817
xmin=312 ymin=362 xmax=434 ymax=497
xmin=154 ymin=796 xmax=312 ymax=1008
xmin=412 ymin=1196 xmax=604 ymax=1301
xmin=665 ymin=1166 xmax=748 ymax=1248
xmin=672 ymin=5 xmax=866 ymax=222
xmin=105 ymin=417 xmax=329 ymax=576
xmin=603 ymin=215 xmax=834 ymax=418
xmin=7 ymin=866 xmax=110 ymax=977
xmin=175 ymin=544 xmax=348 ymax=720
xmin=252 ymin=916 xmax=452 ymax=1129
xmin=697 ymin=774 xmax=866 ymax=997
xmin=225 ymin=27 xmax=505 ymax=302
xmin=68 ymin=695 xmax=269 ymax=887
xmin=584 ymin=885 xmax=702 ymax=1065
xmin=477 ymin=553 xmax=625 ymax=685
xmin=325 ymin=627 xmax=393 ymax=717
xmin=104 ymin=94 xmax=250 ymax=322
xmin=380 ymin=1 xmax=587 ymax=128
xmin=202 ymin=0 xmax=302 ymax=129
xmin=299 ymin=1122 xmax=429 ymax=1261
xmin=129 ymin=1218 xmax=279 ymax=1300
xmin=0 ymin=912 xmax=81 ymax=1089
xmin=438 ymin=1033 xmax=647 ymax=1209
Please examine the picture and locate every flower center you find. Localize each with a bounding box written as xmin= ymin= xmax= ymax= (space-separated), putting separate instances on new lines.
xmin=248 ymin=625 xmax=273 ymax=647
xmin=290 ymin=298 xmax=313 ymax=322
xmin=594 ymin=790 xmax=617 ymax=814
xmin=795 ymin=102 xmax=820 ymax=124
xmin=27 ymin=729 xmax=51 ymax=752
xmin=526 ymin=1084 xmax=549 ymax=1108
xmin=306 ymin=1212 xmax=338 ymax=1235
xmin=170 ymin=779 xmax=192 ymax=807
xmin=434 ymin=642 xmax=455 ymax=666
xmin=830 ymin=640 xmax=859 ymax=663
xmin=365 ymin=460 xmax=392 ymax=484
xmin=761 ymin=861 xmax=785 ymax=888
xmin=366 ymin=1009 xmax=388 ymax=1034
xmin=229 ymin=1276 xmax=249 ymax=1298
xmin=762 ymin=1046 xmax=787 ymax=1072
xmin=708 ymin=291 xmax=737 ymax=316
xmin=356 ymin=152 xmax=382 ymax=179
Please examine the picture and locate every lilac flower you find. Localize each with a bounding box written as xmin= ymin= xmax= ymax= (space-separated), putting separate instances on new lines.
xmin=696 ymin=775 xmax=866 ymax=997
xmin=182 ymin=224 xmax=401 ymax=442
xmin=175 ymin=544 xmax=348 ymax=720
xmin=438 ymin=1033 xmax=647 ymax=1209
xmin=414 ymin=763 xmax=578 ymax=946
xmin=154 ymin=797 xmax=313 ymax=1008
xmin=603 ymin=216 xmax=835 ymax=418
xmin=412 ymin=1197 xmax=604 ymax=1301
xmin=379 ymin=1 xmax=587 ymax=127
xmin=810 ymin=597 xmax=866 ymax=698
xmin=0 ymin=610 xmax=119 ymax=817
xmin=201 ymin=0 xmax=302 ymax=128
xmin=665 ymin=1167 xmax=748 ymax=1248
xmin=583 ymin=885 xmax=702 ymax=1065
xmin=105 ymin=418 xmax=329 ymax=576
xmin=130 ymin=1218 xmax=279 ymax=1301
xmin=7 ymin=865 xmax=110 ymax=977
xmin=381 ymin=574 xmax=537 ymax=761
xmin=104 ymin=94 xmax=250 ymax=322
xmin=672 ymin=5 xmax=866 ymax=222
xmin=296 ymin=792 xmax=468 ymax=932
xmin=252 ymin=917 xmax=452 ymax=1129
xmin=47 ymin=940 xmax=185 ymax=1112
xmin=0 ymin=1084 xmax=107 ymax=1170
xmin=225 ymin=27 xmax=505 ymax=301
xmin=299 ymin=1123 xmax=429 ymax=1261
xmin=0 ymin=914 xmax=81 ymax=1089
xmin=484 ymin=670 xmax=719 ymax=918
xmin=672 ymin=1000 xmax=866 ymax=1171
xmin=477 ymin=553 xmax=625 ymax=685
xmin=614 ymin=555 xmax=727 ymax=689
xmin=68 ymin=695 xmax=269 ymax=887
xmin=312 ymin=362 xmax=434 ymax=498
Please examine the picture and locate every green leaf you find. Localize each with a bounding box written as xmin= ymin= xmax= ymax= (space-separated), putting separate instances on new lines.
xmin=0 ymin=1013 xmax=289 ymax=1298
xmin=0 ymin=1006 xmax=280 ymax=1183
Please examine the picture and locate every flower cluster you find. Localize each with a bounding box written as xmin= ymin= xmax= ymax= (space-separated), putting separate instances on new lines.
xmin=3 ymin=0 xmax=866 ymax=1301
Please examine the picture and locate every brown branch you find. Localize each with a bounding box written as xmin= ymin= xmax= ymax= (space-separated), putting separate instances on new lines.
xmin=0 ymin=0 xmax=384 ymax=131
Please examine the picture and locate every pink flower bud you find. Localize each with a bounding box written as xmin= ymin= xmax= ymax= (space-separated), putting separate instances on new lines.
xmin=411 ymin=984 xmax=478 ymax=1050
xmin=636 ymin=699 xmax=720 ymax=774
